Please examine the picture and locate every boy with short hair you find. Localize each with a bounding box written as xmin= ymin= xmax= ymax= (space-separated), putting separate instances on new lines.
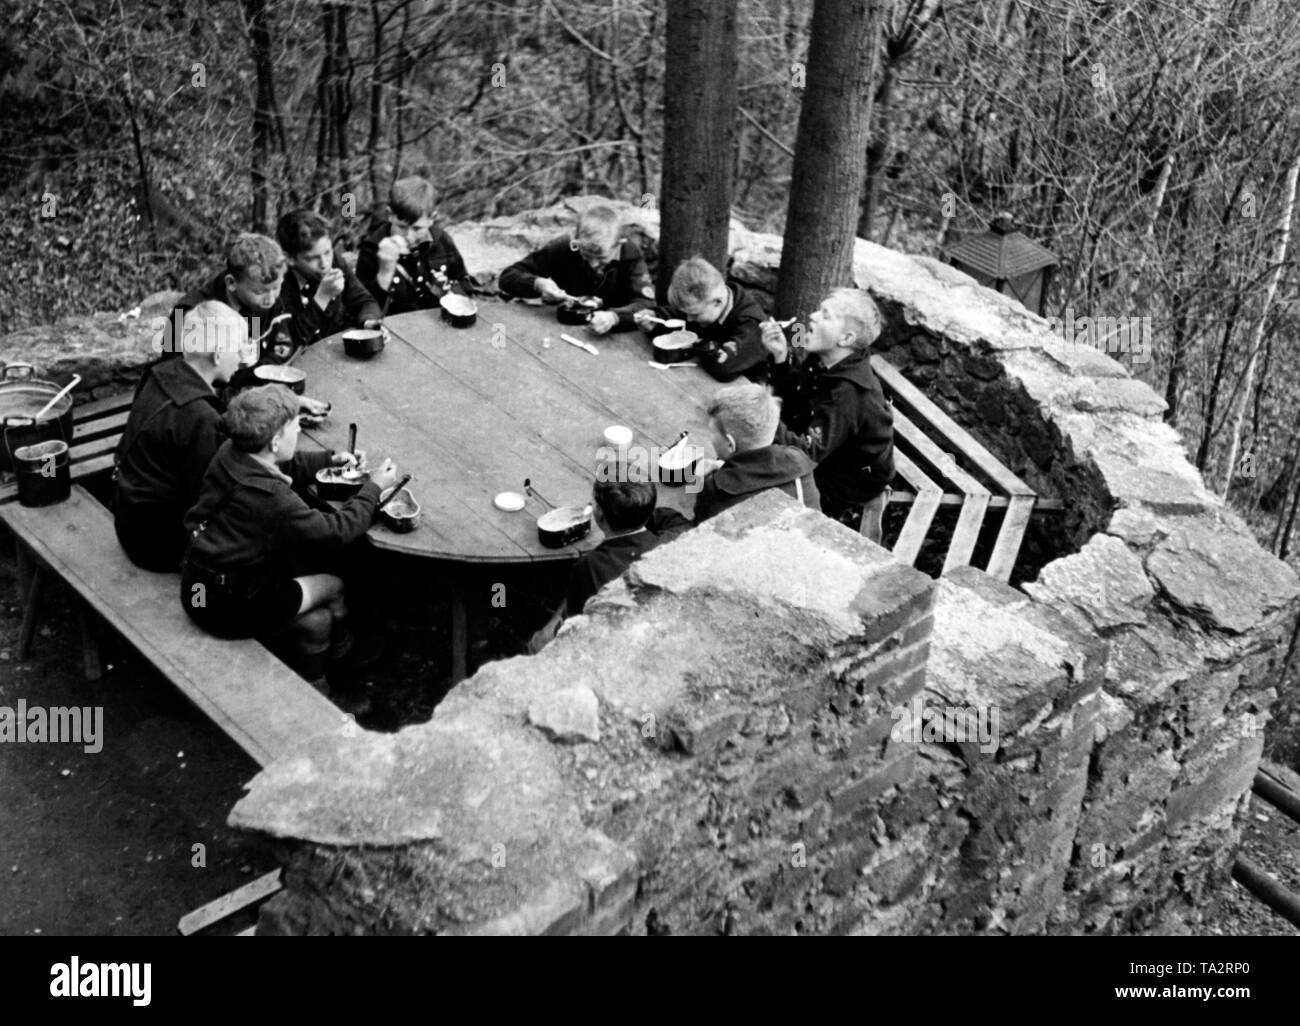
xmin=761 ymin=287 xmax=895 ymax=542
xmin=181 ymin=385 xmax=400 ymax=687
xmin=692 ymin=383 xmax=820 ymax=523
xmin=276 ymin=210 xmax=383 ymax=353
xmin=564 ymin=470 xmax=691 ymax=617
xmin=356 ymin=176 xmax=471 ymax=314
xmin=634 ymin=257 xmax=768 ymax=382
xmin=115 ymin=302 xmax=246 ymax=572
xmin=497 ymin=205 xmax=654 ymax=333
xmin=173 ymin=232 xmax=292 ymax=364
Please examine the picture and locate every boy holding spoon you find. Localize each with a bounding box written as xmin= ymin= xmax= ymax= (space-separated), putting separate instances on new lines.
xmin=357 ymin=176 xmax=471 ymax=315
xmin=181 ymin=385 xmax=400 ymax=690
xmin=634 ymin=257 xmax=769 ymax=383
xmin=498 ymin=205 xmax=655 ymax=334
xmin=760 ymin=288 xmax=894 ymax=543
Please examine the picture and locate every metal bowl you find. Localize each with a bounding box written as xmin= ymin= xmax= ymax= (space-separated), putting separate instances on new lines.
xmin=440 ymin=294 xmax=478 ymax=328
xmin=378 ymin=486 xmax=421 ymax=532
xmin=253 ymin=364 xmax=306 ymax=394
xmin=315 ymin=465 xmax=368 ymax=500
xmin=652 ymin=329 xmax=699 ymax=364
xmin=342 ymin=328 xmax=385 ymax=359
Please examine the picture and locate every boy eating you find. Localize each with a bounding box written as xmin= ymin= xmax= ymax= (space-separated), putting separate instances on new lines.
xmin=173 ymin=232 xmax=293 ymax=365
xmin=565 ymin=470 xmax=691 ymax=617
xmin=180 ymin=385 xmax=399 ymax=688
xmin=357 ymin=176 xmax=471 ymax=314
xmin=277 ymin=210 xmax=383 ymax=354
xmin=498 ymin=205 xmax=654 ymax=334
xmin=115 ymin=301 xmax=246 ymax=572
xmin=692 ymin=383 xmax=820 ymax=523
xmin=761 ymin=287 xmax=894 ymax=542
xmin=634 ymin=257 xmax=768 ymax=382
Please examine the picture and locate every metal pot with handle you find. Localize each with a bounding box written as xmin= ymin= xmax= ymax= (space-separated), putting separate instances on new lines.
xmin=0 ymin=363 xmax=78 ymax=474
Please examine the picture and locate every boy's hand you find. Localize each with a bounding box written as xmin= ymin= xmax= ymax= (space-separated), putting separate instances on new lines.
xmin=632 ymin=309 xmax=656 ymax=331
xmin=534 ymin=278 xmax=568 ymax=302
xmin=299 ymin=395 xmax=331 ymax=418
xmin=361 ymin=318 xmax=389 ymax=341
xmin=760 ymin=319 xmax=790 ymax=363
xmin=588 ymin=310 xmax=618 ymax=334
xmin=316 ymin=267 xmax=346 ymax=304
xmin=331 ymin=449 xmax=365 ymax=471
xmin=376 ymin=236 xmax=409 ymax=269
xmin=371 ymin=459 xmax=399 ymax=492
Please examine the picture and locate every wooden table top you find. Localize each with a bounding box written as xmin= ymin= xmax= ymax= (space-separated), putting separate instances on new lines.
xmin=295 ymin=301 xmax=719 ymax=564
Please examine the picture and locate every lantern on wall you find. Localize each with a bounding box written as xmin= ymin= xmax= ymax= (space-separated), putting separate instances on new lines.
xmin=942 ymin=212 xmax=1057 ymax=317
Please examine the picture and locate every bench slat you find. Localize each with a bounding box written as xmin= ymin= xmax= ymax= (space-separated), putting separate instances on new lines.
xmin=0 ymin=486 xmax=349 ymax=767
xmin=178 ymin=870 xmax=282 ymax=936
xmin=885 ymin=492 xmax=1063 ymax=511
xmin=890 ymin=451 xmax=943 ymax=566
xmin=892 ymin=409 xmax=991 ymax=499
xmin=74 ymin=390 xmax=134 ymax=422
xmin=874 ymin=356 xmax=1036 ymax=497
xmin=73 ymin=408 xmax=130 ymax=442
xmin=943 ymin=491 xmax=991 ymax=574
xmin=984 ymin=493 xmax=1037 ymax=582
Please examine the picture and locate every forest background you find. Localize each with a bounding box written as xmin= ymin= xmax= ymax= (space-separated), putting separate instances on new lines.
xmin=4 ymin=0 xmax=1300 ymax=556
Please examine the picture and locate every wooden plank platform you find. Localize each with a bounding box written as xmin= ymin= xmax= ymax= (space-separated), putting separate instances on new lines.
xmin=0 ymin=486 xmax=350 ymax=767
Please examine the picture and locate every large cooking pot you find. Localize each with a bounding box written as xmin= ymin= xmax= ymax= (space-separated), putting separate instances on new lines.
xmin=0 ymin=363 xmax=76 ymax=474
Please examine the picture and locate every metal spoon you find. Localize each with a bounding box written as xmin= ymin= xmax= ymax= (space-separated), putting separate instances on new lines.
xmin=34 ymin=374 xmax=81 ymax=420
xmin=376 ymin=473 xmax=413 ymax=513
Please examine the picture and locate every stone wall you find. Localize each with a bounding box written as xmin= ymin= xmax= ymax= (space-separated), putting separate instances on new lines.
xmin=7 ymin=196 xmax=1296 ymax=933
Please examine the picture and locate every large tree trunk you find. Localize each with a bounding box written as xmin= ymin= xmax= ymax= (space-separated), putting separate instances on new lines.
xmin=657 ymin=0 xmax=739 ymax=299
xmin=776 ymin=0 xmax=882 ymax=320
xmin=1222 ymin=151 xmax=1300 ymax=500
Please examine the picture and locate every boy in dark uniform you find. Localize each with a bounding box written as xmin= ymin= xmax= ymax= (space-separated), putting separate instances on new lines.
xmin=172 ymin=232 xmax=292 ymax=366
xmin=356 ymin=177 xmax=470 ymax=315
xmin=565 ymin=472 xmax=691 ymax=617
xmin=181 ymin=386 xmax=400 ymax=687
xmin=692 ymin=383 xmax=820 ymax=523
xmin=761 ymin=287 xmax=895 ymax=543
xmin=115 ymin=302 xmax=246 ymax=572
xmin=634 ymin=257 xmax=768 ymax=382
xmin=170 ymin=233 xmax=330 ymax=416
xmin=497 ymin=205 xmax=654 ymax=333
xmin=526 ymin=462 xmax=689 ymax=653
xmin=276 ymin=210 xmax=383 ymax=353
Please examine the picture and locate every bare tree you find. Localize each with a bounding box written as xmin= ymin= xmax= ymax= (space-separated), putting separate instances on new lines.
xmin=775 ymin=0 xmax=882 ymax=319
xmin=657 ymin=0 xmax=739 ymax=296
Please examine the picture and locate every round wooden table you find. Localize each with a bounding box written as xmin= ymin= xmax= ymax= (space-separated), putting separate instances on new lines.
xmin=295 ymin=300 xmax=720 ymax=679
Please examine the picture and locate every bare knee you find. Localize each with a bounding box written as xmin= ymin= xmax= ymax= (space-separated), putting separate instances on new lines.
xmin=291 ymin=608 xmax=333 ymax=651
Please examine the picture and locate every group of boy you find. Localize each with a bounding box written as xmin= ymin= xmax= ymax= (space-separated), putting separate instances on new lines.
xmin=113 ymin=174 xmax=895 ymax=690
xmin=557 ymin=287 xmax=893 ymax=627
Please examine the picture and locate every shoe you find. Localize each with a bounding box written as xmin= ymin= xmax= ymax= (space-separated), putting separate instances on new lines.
xmin=329 ymin=631 xmax=385 ymax=672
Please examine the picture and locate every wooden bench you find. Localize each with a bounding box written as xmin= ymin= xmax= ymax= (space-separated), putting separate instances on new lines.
xmin=0 ymin=485 xmax=350 ymax=767
xmin=0 ymin=390 xmax=134 ymax=504
xmin=871 ymin=356 xmax=1061 ymax=581
xmin=0 ymin=482 xmax=353 ymax=935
